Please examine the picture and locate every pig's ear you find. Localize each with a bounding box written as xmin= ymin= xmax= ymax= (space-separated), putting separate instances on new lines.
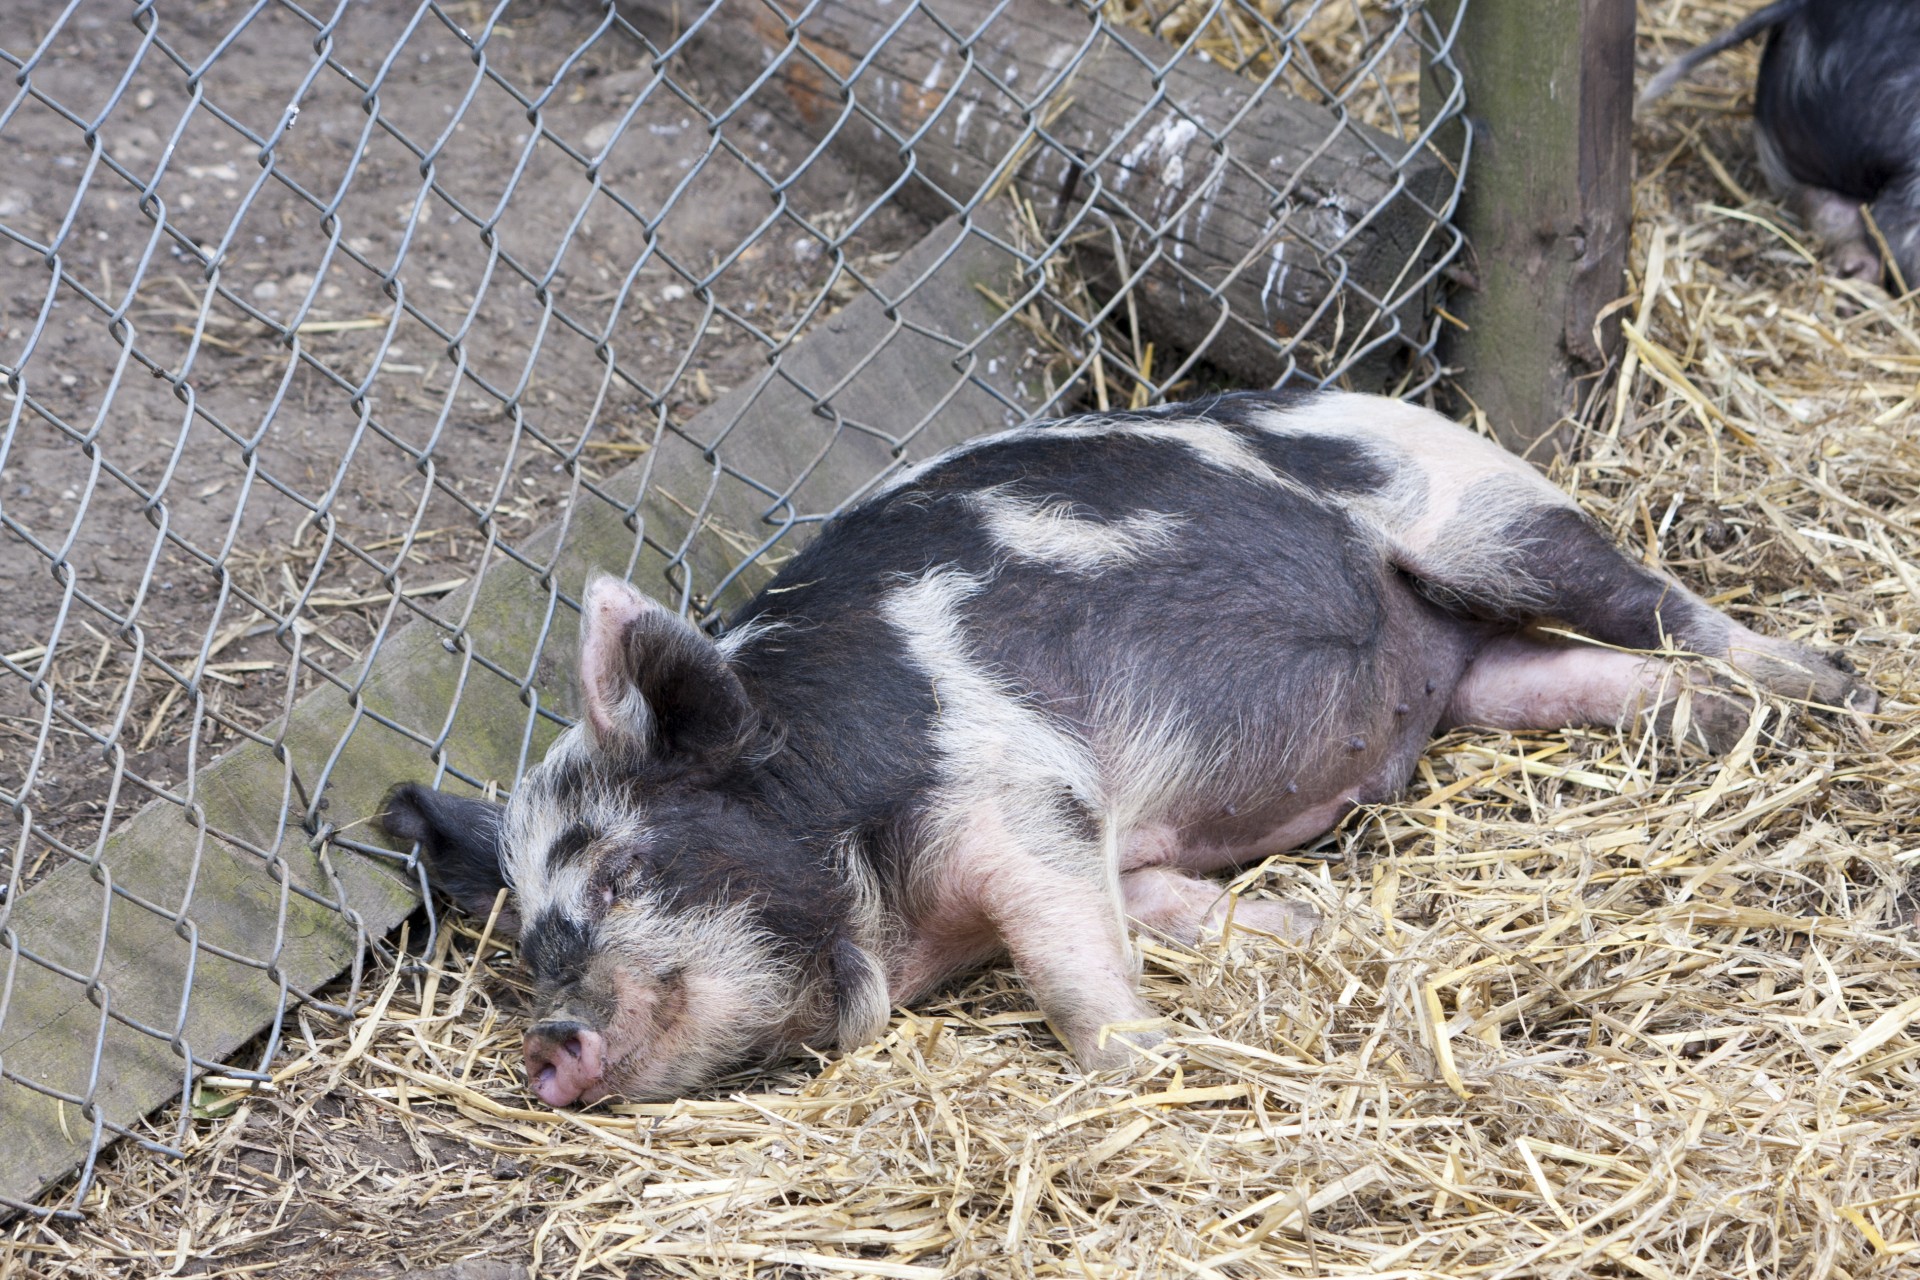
xmin=830 ymin=936 xmax=891 ymax=1049
xmin=380 ymin=783 xmax=520 ymax=938
xmin=578 ymin=574 xmax=754 ymax=764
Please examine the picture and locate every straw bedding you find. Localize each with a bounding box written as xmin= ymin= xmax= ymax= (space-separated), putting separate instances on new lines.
xmin=7 ymin=3 xmax=1919 ymax=1275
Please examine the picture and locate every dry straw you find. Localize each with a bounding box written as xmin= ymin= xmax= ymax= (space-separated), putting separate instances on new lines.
xmin=8 ymin=3 xmax=1920 ymax=1276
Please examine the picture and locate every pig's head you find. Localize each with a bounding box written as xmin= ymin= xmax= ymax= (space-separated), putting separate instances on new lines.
xmin=381 ymin=575 xmax=888 ymax=1105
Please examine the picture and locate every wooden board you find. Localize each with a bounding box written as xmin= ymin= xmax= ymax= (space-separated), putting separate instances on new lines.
xmin=0 ymin=211 xmax=1044 ymax=1213
xmin=620 ymin=0 xmax=1455 ymax=389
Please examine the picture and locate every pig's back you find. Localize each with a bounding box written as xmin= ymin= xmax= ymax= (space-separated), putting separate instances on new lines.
xmin=723 ymin=391 xmax=1477 ymax=857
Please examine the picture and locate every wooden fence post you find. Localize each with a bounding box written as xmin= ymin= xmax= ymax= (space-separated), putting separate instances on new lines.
xmin=1424 ymin=0 xmax=1635 ymax=459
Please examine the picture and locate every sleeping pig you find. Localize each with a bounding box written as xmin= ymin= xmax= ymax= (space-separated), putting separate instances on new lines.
xmin=1641 ymin=0 xmax=1920 ymax=288
xmin=381 ymin=389 xmax=1874 ymax=1106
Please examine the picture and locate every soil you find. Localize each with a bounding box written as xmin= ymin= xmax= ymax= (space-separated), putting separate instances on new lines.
xmin=0 ymin=0 xmax=925 ymax=885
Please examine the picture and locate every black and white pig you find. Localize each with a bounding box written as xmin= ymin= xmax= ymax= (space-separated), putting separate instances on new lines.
xmin=381 ymin=389 xmax=1874 ymax=1107
xmin=1642 ymin=0 xmax=1920 ymax=288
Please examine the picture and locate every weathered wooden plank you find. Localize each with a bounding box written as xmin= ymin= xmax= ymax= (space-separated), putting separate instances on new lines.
xmin=1 ymin=211 xmax=1042 ymax=1212
xmin=622 ymin=0 xmax=1454 ymax=389
xmin=1422 ymin=0 xmax=1635 ymax=457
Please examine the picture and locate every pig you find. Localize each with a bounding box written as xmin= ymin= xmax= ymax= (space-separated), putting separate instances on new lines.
xmin=380 ymin=390 xmax=1874 ymax=1107
xmin=1641 ymin=0 xmax=1920 ymax=289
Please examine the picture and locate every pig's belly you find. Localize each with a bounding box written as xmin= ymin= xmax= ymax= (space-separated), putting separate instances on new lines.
xmin=1118 ymin=762 xmax=1418 ymax=875
xmin=1114 ymin=589 xmax=1478 ymax=875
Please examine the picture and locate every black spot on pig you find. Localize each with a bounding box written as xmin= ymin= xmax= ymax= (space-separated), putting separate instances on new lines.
xmin=1200 ymin=392 xmax=1394 ymax=492
xmin=1755 ymin=2 xmax=1919 ymax=201
xmin=1239 ymin=429 xmax=1393 ymax=494
xmin=521 ymin=909 xmax=592 ymax=985
xmin=546 ymin=821 xmax=594 ymax=868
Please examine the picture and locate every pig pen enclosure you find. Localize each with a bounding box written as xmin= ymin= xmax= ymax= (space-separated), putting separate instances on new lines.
xmin=3 ymin=0 xmax=1920 ymax=1274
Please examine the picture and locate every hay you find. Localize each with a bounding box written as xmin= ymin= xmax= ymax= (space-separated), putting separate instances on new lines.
xmin=8 ymin=3 xmax=1920 ymax=1276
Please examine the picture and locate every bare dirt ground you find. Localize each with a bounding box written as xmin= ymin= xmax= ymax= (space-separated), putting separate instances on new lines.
xmin=6 ymin=2 xmax=1920 ymax=1278
xmin=0 ymin=0 xmax=920 ymax=888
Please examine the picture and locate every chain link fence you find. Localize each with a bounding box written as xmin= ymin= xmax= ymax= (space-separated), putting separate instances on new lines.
xmin=0 ymin=0 xmax=1468 ymax=1216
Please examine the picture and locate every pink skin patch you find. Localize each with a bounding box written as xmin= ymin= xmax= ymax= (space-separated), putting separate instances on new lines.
xmin=896 ymin=809 xmax=1160 ymax=1069
xmin=1443 ymin=629 xmax=1871 ymax=749
xmin=592 ymin=963 xmax=691 ymax=1100
xmin=1125 ymin=801 xmax=1373 ymax=873
xmin=522 ymin=961 xmax=666 ymax=1107
xmin=523 ymin=944 xmax=779 ymax=1105
xmin=886 ymin=907 xmax=1003 ymax=1009
xmin=1442 ymin=635 xmax=1665 ymax=733
xmin=523 ymin=1023 xmax=608 ymax=1107
xmin=579 ymin=575 xmax=655 ymax=744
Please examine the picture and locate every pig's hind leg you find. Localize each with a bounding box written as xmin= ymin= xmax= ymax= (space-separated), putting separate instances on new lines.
xmin=1402 ymin=496 xmax=1873 ymax=748
xmin=1440 ymin=633 xmax=1757 ymax=749
xmin=1288 ymin=397 xmax=1868 ymax=735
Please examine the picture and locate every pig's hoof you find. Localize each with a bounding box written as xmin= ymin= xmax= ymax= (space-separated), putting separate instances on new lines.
xmin=1653 ymin=684 xmax=1762 ymax=755
xmin=1652 ymin=655 xmax=1877 ymax=754
xmin=1213 ymin=897 xmax=1319 ymax=943
xmin=1750 ymin=648 xmax=1878 ymax=727
xmin=1835 ymin=672 xmax=1879 ymax=718
xmin=1831 ymin=240 xmax=1885 ymax=283
xmin=1789 ymin=645 xmax=1880 ymax=717
xmin=1077 ymin=1022 xmax=1169 ymax=1075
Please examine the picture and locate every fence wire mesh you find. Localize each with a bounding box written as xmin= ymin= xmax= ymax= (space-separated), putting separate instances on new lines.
xmin=0 ymin=0 xmax=1467 ymax=1216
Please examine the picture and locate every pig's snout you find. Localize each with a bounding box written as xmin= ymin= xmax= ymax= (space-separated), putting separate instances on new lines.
xmin=523 ymin=1019 xmax=608 ymax=1107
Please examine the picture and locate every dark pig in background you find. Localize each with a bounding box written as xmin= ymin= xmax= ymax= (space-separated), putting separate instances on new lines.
xmin=1641 ymin=0 xmax=1920 ymax=289
xmin=381 ymin=390 xmax=1875 ymax=1106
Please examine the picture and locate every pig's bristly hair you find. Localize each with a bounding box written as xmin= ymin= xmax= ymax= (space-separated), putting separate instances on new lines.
xmin=965 ymin=485 xmax=1184 ymax=575
xmin=829 ymin=935 xmax=891 ymax=1049
xmin=587 ymin=892 xmax=802 ymax=1095
xmin=578 ymin=574 xmax=760 ymax=768
xmin=878 ymin=566 xmax=1107 ymax=866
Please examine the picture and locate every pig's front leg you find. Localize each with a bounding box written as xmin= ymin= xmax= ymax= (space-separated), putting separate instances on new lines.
xmin=1794 ymin=184 xmax=1884 ymax=282
xmin=1122 ymin=866 xmax=1319 ymax=947
xmin=965 ymin=841 xmax=1163 ymax=1070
